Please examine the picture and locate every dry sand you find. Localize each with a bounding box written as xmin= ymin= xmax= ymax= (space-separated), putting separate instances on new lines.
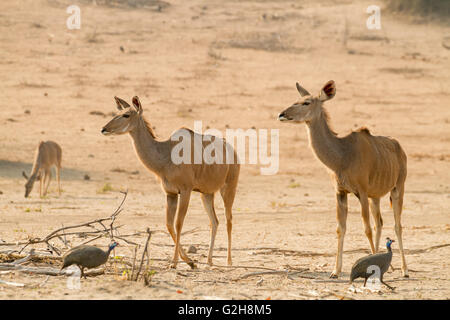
xmin=0 ymin=0 xmax=449 ymax=299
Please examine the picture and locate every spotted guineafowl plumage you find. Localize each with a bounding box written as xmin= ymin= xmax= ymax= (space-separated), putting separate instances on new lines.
xmin=350 ymin=238 xmax=395 ymax=290
xmin=61 ymin=242 xmax=118 ymax=278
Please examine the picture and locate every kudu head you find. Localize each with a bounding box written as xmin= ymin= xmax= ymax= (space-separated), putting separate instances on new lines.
xmin=278 ymin=80 xmax=336 ymax=123
xmin=22 ymin=171 xmax=35 ymax=198
xmin=101 ymin=96 xmax=143 ymax=136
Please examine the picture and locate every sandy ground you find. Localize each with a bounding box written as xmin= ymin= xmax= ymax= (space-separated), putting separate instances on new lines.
xmin=0 ymin=0 xmax=449 ymax=300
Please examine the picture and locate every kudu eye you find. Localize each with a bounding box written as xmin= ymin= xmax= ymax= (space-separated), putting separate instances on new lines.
xmin=303 ymin=101 xmax=311 ymax=106
xmin=122 ymin=114 xmax=130 ymax=118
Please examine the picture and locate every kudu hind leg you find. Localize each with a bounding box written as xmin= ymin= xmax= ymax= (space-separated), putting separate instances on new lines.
xmin=201 ymin=193 xmax=219 ymax=266
xmin=39 ymin=172 xmax=44 ymax=198
xmin=369 ymin=198 xmax=383 ymax=252
xmin=391 ymin=186 xmax=409 ymax=277
xmin=359 ymin=193 xmax=376 ymax=254
xmin=220 ymin=177 xmax=238 ymax=266
xmin=43 ymin=170 xmax=52 ymax=196
xmin=56 ymin=166 xmax=61 ymax=196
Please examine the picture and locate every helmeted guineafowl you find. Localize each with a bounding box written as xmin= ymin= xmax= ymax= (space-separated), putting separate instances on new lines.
xmin=350 ymin=238 xmax=395 ymax=290
xmin=61 ymin=241 xmax=118 ymax=278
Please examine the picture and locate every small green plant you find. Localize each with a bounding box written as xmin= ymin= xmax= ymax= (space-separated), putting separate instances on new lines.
xmin=98 ymin=183 xmax=114 ymax=194
xmin=143 ymin=269 xmax=157 ymax=286
xmin=288 ymin=182 xmax=301 ymax=188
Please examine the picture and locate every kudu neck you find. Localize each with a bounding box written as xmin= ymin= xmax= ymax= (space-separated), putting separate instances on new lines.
xmin=128 ymin=117 xmax=168 ymax=176
xmin=306 ymin=109 xmax=344 ymax=172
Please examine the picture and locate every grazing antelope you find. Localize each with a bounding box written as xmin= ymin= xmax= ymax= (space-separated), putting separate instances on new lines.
xmin=23 ymin=140 xmax=62 ymax=198
xmin=278 ymin=80 xmax=408 ymax=278
xmin=101 ymin=96 xmax=240 ymax=268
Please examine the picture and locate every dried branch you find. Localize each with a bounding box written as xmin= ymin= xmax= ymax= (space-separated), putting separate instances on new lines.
xmin=130 ymin=245 xmax=138 ymax=281
xmin=236 ymin=268 xmax=309 ymax=280
xmin=17 ymin=191 xmax=128 ymax=255
xmin=0 ymin=279 xmax=24 ymax=287
xmin=134 ymin=228 xmax=152 ymax=281
xmin=0 ymin=264 xmax=104 ymax=277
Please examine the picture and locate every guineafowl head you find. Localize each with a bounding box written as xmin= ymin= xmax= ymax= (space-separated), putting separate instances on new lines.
xmin=386 ymin=237 xmax=395 ymax=249
xmin=109 ymin=241 xmax=119 ymax=251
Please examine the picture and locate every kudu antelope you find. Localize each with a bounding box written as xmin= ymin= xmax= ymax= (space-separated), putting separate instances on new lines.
xmin=101 ymin=96 xmax=240 ymax=268
xmin=22 ymin=140 xmax=62 ymax=198
xmin=278 ymin=80 xmax=408 ymax=278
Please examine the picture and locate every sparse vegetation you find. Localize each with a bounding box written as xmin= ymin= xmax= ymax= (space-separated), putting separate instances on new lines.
xmin=288 ymin=182 xmax=301 ymax=188
xmin=98 ymin=183 xmax=114 ymax=193
xmin=385 ymin=0 xmax=450 ymax=19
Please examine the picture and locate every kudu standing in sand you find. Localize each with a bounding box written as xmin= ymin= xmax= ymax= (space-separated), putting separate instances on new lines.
xmin=278 ymin=80 xmax=408 ymax=278
xmin=101 ymin=96 xmax=240 ymax=268
xmin=23 ymin=140 xmax=62 ymax=198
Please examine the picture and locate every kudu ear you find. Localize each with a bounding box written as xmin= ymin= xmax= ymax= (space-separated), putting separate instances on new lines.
xmin=132 ymin=96 xmax=143 ymax=115
xmin=319 ymin=80 xmax=336 ymax=101
xmin=22 ymin=171 xmax=28 ymax=180
xmin=114 ymin=96 xmax=130 ymax=111
xmin=296 ymin=82 xmax=311 ymax=97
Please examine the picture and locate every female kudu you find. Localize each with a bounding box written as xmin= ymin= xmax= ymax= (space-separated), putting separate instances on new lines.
xmin=101 ymin=96 xmax=240 ymax=268
xmin=278 ymin=80 xmax=408 ymax=278
xmin=23 ymin=140 xmax=62 ymax=198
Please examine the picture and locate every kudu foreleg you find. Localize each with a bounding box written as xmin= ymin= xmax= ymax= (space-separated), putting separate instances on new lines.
xmin=171 ymin=190 xmax=195 ymax=269
xmin=331 ymin=192 xmax=348 ymax=278
xmin=165 ymin=193 xmax=190 ymax=264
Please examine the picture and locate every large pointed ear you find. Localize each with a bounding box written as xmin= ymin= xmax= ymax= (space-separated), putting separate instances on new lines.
xmin=132 ymin=96 xmax=143 ymax=115
xmin=319 ymin=80 xmax=336 ymax=101
xmin=296 ymin=82 xmax=311 ymax=97
xmin=114 ymin=96 xmax=130 ymax=111
xmin=22 ymin=171 xmax=28 ymax=180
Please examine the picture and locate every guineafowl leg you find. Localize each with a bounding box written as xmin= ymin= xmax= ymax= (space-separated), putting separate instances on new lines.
xmin=369 ymin=198 xmax=383 ymax=252
xmin=331 ymin=192 xmax=348 ymax=278
xmin=171 ymin=190 xmax=195 ymax=269
xmin=391 ymin=186 xmax=409 ymax=278
xmin=358 ymin=192 xmax=376 ymax=254
xmin=165 ymin=193 xmax=190 ymax=264
xmin=380 ymin=275 xmax=395 ymax=290
xmin=363 ymin=277 xmax=368 ymax=287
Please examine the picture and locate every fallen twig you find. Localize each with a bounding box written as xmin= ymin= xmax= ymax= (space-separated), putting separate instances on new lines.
xmin=11 ymin=249 xmax=35 ymax=265
xmin=236 ymin=268 xmax=309 ymax=280
xmin=0 ymin=264 xmax=104 ymax=277
xmin=0 ymin=279 xmax=24 ymax=287
xmin=134 ymin=228 xmax=152 ymax=281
